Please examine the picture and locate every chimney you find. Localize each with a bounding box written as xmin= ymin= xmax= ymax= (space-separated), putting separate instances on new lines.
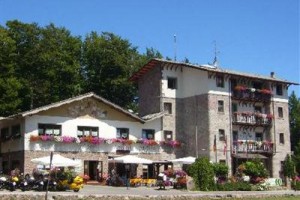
xmin=270 ymin=72 xmax=275 ymax=78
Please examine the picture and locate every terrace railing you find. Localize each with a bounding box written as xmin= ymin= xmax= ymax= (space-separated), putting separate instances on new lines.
xmin=232 ymin=140 xmax=273 ymax=154
xmin=232 ymin=112 xmax=272 ymax=126
xmin=232 ymin=87 xmax=272 ymax=102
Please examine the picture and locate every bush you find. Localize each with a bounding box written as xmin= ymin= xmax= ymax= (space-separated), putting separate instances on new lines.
xmin=213 ymin=163 xmax=228 ymax=177
xmin=292 ymin=177 xmax=300 ymax=190
xmin=188 ymin=157 xmax=215 ymax=191
xmin=216 ymin=181 xmax=252 ymax=191
xmin=283 ymin=154 xmax=296 ymax=178
xmin=241 ymin=158 xmax=268 ymax=184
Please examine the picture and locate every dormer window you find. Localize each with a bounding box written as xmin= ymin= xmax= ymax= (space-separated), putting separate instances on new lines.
xmin=167 ymin=77 xmax=177 ymax=89
xmin=276 ymin=84 xmax=283 ymax=96
xmin=253 ymin=81 xmax=262 ymax=89
xmin=216 ymin=75 xmax=224 ymax=88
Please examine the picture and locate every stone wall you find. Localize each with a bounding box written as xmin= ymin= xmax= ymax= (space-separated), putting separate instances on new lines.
xmin=138 ymin=65 xmax=162 ymax=117
xmin=24 ymin=150 xmax=109 ymax=175
xmin=207 ymin=93 xmax=232 ymax=168
xmin=1 ymin=150 xmax=24 ymax=174
xmin=175 ymin=94 xmax=210 ymax=158
xmin=23 ymin=150 xmax=175 ymax=178
xmin=271 ymin=100 xmax=291 ymax=178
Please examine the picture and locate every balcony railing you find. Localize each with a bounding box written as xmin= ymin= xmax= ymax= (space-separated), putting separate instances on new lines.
xmin=232 ymin=112 xmax=273 ymax=126
xmin=232 ymin=87 xmax=272 ymax=102
xmin=232 ymin=140 xmax=273 ymax=154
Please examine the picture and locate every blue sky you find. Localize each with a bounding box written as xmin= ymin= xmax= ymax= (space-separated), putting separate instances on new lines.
xmin=1 ymin=0 xmax=299 ymax=96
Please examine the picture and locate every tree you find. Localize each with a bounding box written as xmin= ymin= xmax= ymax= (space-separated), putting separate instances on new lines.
xmin=0 ymin=26 xmax=22 ymax=116
xmin=292 ymin=142 xmax=300 ymax=174
xmin=36 ymin=23 xmax=82 ymax=104
xmin=289 ymin=91 xmax=300 ymax=151
xmin=283 ymin=154 xmax=296 ymax=178
xmin=82 ymin=32 xmax=161 ymax=109
xmin=6 ymin=20 xmax=42 ymax=110
xmin=0 ymin=20 xmax=164 ymax=115
xmin=4 ymin=20 xmax=82 ymax=112
xmin=188 ymin=157 xmax=215 ymax=191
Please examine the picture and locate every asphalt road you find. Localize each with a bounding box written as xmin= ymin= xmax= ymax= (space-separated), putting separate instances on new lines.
xmin=1 ymin=185 xmax=300 ymax=199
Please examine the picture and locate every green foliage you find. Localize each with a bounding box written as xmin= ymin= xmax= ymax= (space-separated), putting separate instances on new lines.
xmin=81 ymin=31 xmax=140 ymax=108
xmin=290 ymin=92 xmax=300 ymax=174
xmin=293 ymin=142 xmax=300 ymax=174
xmin=292 ymin=180 xmax=300 ymax=190
xmin=216 ymin=181 xmax=252 ymax=191
xmin=213 ymin=163 xmax=229 ymax=177
xmin=243 ymin=159 xmax=268 ymax=179
xmin=0 ymin=20 xmax=164 ymax=116
xmin=2 ymin=20 xmax=83 ymax=112
xmin=289 ymin=91 xmax=300 ymax=151
xmin=283 ymin=154 xmax=296 ymax=178
xmin=188 ymin=157 xmax=215 ymax=191
xmin=0 ymin=78 xmax=22 ymax=116
xmin=0 ymin=26 xmax=22 ymax=116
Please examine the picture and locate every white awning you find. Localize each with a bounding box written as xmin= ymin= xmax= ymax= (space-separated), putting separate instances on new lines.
xmin=110 ymin=155 xmax=152 ymax=164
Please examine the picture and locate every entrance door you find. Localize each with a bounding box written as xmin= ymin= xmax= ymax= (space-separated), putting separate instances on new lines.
xmin=84 ymin=161 xmax=101 ymax=181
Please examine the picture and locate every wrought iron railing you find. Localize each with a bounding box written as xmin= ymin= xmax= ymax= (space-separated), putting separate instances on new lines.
xmin=232 ymin=140 xmax=273 ymax=154
xmin=232 ymin=112 xmax=272 ymax=126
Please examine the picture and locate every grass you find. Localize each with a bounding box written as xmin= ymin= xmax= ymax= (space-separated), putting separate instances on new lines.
xmin=1 ymin=195 xmax=300 ymax=200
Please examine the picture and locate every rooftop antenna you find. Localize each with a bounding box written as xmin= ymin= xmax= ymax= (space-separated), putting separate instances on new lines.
xmin=212 ymin=40 xmax=220 ymax=67
xmin=174 ymin=34 xmax=177 ymax=61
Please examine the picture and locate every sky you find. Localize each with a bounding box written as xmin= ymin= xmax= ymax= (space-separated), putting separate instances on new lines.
xmin=1 ymin=0 xmax=299 ymax=96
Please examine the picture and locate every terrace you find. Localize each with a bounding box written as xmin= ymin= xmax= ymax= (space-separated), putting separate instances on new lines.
xmin=232 ymin=140 xmax=273 ymax=154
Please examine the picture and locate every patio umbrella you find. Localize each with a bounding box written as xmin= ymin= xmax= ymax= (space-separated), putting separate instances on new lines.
xmin=112 ymin=155 xmax=152 ymax=164
xmin=170 ymin=156 xmax=196 ymax=164
xmin=31 ymin=154 xmax=80 ymax=167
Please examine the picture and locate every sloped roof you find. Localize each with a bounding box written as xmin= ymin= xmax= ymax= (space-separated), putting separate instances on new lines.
xmin=141 ymin=112 xmax=165 ymax=122
xmin=4 ymin=92 xmax=145 ymax=123
xmin=130 ymin=59 xmax=299 ymax=85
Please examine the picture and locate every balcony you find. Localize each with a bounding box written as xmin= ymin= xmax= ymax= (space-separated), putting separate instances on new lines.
xmin=232 ymin=86 xmax=272 ymax=102
xmin=232 ymin=112 xmax=273 ymax=126
xmin=232 ymin=140 xmax=273 ymax=154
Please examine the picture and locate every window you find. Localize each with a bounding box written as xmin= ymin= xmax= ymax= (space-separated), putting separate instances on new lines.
xmin=254 ymin=106 xmax=262 ymax=113
xmin=218 ymin=100 xmax=224 ymax=112
xmin=167 ymin=77 xmax=177 ymax=89
xmin=230 ymin=79 xmax=237 ymax=91
xmin=77 ymin=126 xmax=98 ymax=137
xmin=38 ymin=124 xmax=61 ymax=136
xmin=276 ymin=84 xmax=283 ymax=96
xmin=164 ymin=103 xmax=172 ymax=114
xmin=232 ymin=103 xmax=238 ymax=113
xmin=232 ymin=131 xmax=238 ymax=141
xmin=278 ymin=107 xmax=283 ymax=118
xmin=117 ymin=128 xmax=129 ymax=139
xmin=219 ymin=129 xmax=225 ymax=141
xmin=252 ymin=82 xmax=262 ymax=90
xmin=219 ymin=160 xmax=226 ymax=164
xmin=1 ymin=127 xmax=10 ymax=141
xmin=255 ymin=133 xmax=262 ymax=141
xmin=11 ymin=124 xmax=21 ymax=138
xmin=279 ymin=133 xmax=284 ymax=144
xmin=164 ymin=131 xmax=173 ymax=141
xmin=216 ymin=75 xmax=224 ymax=88
xmin=142 ymin=129 xmax=155 ymax=140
